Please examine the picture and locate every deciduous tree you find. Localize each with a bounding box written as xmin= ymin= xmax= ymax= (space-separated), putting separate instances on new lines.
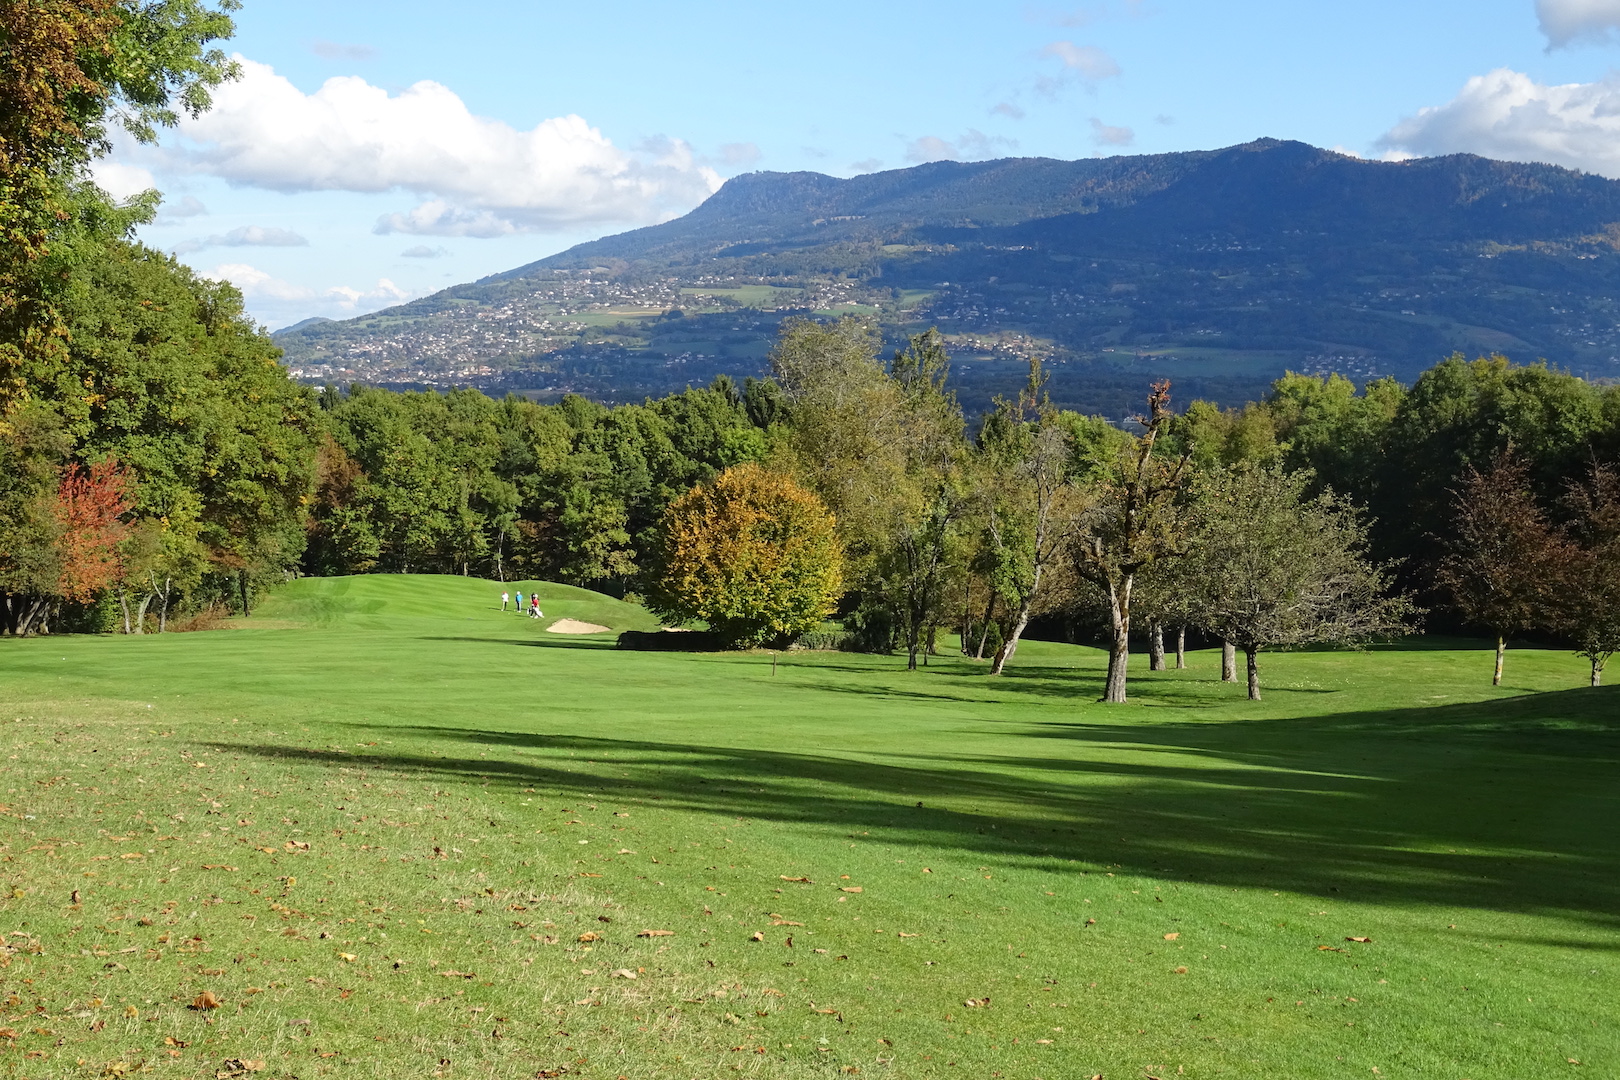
xmin=650 ymin=464 xmax=843 ymax=648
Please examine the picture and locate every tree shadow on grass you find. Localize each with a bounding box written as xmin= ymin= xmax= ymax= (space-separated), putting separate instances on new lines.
xmin=212 ymin=684 xmax=1620 ymax=933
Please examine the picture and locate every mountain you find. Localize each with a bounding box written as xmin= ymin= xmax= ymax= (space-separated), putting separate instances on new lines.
xmin=274 ymin=139 xmax=1620 ymax=417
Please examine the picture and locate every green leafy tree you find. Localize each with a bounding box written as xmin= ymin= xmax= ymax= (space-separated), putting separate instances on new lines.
xmin=1190 ymin=464 xmax=1416 ymax=700
xmin=1074 ymin=381 xmax=1194 ymax=704
xmin=1558 ymin=462 xmax=1620 ymax=687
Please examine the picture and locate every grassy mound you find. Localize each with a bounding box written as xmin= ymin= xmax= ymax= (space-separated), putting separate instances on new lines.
xmin=256 ymin=574 xmax=661 ymax=635
xmin=0 ymin=575 xmax=1613 ymax=1078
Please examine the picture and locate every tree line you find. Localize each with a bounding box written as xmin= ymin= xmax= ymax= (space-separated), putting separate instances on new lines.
xmin=2 ymin=2 xmax=1617 ymax=699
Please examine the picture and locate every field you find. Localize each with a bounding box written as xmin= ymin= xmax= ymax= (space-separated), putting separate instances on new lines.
xmin=0 ymin=575 xmax=1614 ymax=1079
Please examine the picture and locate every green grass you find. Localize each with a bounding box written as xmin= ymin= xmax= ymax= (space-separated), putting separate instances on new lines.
xmin=0 ymin=574 xmax=1615 ymax=1079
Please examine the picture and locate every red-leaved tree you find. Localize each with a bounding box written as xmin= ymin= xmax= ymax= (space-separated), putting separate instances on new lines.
xmin=54 ymin=460 xmax=131 ymax=603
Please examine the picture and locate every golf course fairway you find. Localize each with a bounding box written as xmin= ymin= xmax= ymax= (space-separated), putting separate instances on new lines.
xmin=0 ymin=575 xmax=1613 ymax=1079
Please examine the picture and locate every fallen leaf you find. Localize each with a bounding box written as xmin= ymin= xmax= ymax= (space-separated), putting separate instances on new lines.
xmin=749 ymin=932 xmax=765 ymax=942
xmin=637 ymin=929 xmax=674 ymax=938
xmin=963 ymin=997 xmax=990 ymax=1008
xmin=577 ymin=931 xmax=600 ymax=942
xmin=1085 ymin=918 xmax=1097 ymax=926
xmin=609 ymin=969 xmax=637 ymax=979
xmin=284 ymin=841 xmax=309 ymax=852
xmin=780 ymin=876 xmax=812 ymax=883
xmin=256 ymin=847 xmax=277 ymax=855
xmin=1317 ymin=945 xmax=1345 ymax=953
xmin=1174 ymin=966 xmax=1189 ymax=974
xmin=1345 ymin=936 xmax=1372 ymax=944
xmin=438 ymin=970 xmax=476 ymax=979
xmin=898 ymin=932 xmax=920 ymax=938
xmin=617 ymin=849 xmax=635 ymax=854
xmin=770 ymin=919 xmax=804 ymax=927
xmin=163 ymin=1037 xmax=190 ymax=1048
xmin=1163 ymin=932 xmax=1179 ymax=940
xmin=338 ymin=952 xmax=357 ymax=962
xmin=189 ymin=992 xmax=219 ymax=1011
xmin=215 ymin=1060 xmax=265 ymax=1078
xmin=840 ymin=886 xmax=863 ymax=894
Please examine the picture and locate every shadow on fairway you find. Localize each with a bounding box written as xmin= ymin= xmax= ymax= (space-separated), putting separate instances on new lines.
xmin=213 ymin=684 xmax=1620 ymax=931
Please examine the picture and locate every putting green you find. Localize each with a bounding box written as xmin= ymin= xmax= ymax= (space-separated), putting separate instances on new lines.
xmin=0 ymin=574 xmax=1613 ymax=1078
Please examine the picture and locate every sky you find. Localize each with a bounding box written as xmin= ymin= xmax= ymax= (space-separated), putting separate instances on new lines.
xmin=94 ymin=0 xmax=1620 ymax=329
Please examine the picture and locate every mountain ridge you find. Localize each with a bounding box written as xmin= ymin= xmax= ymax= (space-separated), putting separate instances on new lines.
xmin=275 ymin=139 xmax=1620 ymax=416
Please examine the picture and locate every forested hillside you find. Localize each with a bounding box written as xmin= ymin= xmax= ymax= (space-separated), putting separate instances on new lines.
xmin=277 ymin=140 xmax=1620 ymax=416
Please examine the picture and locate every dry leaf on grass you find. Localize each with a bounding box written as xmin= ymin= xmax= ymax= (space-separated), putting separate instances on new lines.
xmin=1345 ymin=936 xmax=1372 ymax=943
xmin=438 ymin=970 xmax=476 ymax=979
xmin=337 ymin=952 xmax=357 ymax=962
xmin=215 ymin=1058 xmax=264 ymax=1078
xmin=284 ymin=841 xmax=309 ymax=851
xmin=840 ymin=886 xmax=863 ymax=893
xmin=771 ymin=919 xmax=803 ymax=927
xmin=1163 ymin=932 xmax=1179 ymax=940
xmin=898 ymin=932 xmax=919 ymax=938
xmin=1085 ymin=918 xmax=1097 ymax=926
xmin=256 ymin=847 xmax=277 ymax=855
xmin=189 ymin=992 xmax=219 ymax=1011
xmin=610 ymin=969 xmax=637 ymax=979
xmin=1174 ymin=966 xmax=1189 ymax=974
xmin=637 ymin=929 xmax=674 ymax=937
xmin=1317 ymin=945 xmax=1345 ymax=953
xmin=749 ymin=932 xmax=765 ymax=942
xmin=163 ymin=1037 xmax=189 ymax=1048
xmin=780 ymin=875 xmax=812 ymax=883
xmin=963 ymin=997 xmax=990 ymax=1008
xmin=577 ymin=931 xmax=601 ymax=942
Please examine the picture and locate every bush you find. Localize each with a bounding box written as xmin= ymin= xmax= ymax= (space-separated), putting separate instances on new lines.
xmin=791 ymin=627 xmax=853 ymax=651
xmin=648 ymin=464 xmax=844 ymax=648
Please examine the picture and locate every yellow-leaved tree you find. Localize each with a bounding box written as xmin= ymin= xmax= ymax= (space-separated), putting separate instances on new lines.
xmin=650 ymin=463 xmax=844 ymax=648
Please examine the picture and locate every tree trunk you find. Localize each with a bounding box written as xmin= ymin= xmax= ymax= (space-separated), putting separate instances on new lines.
xmin=1591 ymin=657 xmax=1603 ymax=688
xmin=1175 ymin=627 xmax=1186 ymax=669
xmin=1246 ymin=647 xmax=1261 ymax=701
xmin=157 ymin=577 xmax=172 ymax=633
xmin=1221 ymin=641 xmax=1237 ymax=683
xmin=975 ymin=593 xmax=996 ymax=660
xmin=1493 ymin=635 xmax=1505 ymax=686
xmin=923 ymin=624 xmax=936 ymax=666
xmin=1149 ymin=623 xmax=1165 ymax=671
xmin=991 ymin=603 xmax=1031 ymax=677
xmin=119 ymin=589 xmax=131 ymax=635
xmin=239 ymin=571 xmax=251 ymax=617
xmin=134 ymin=592 xmax=153 ymax=634
xmin=1102 ymin=576 xmax=1133 ymax=704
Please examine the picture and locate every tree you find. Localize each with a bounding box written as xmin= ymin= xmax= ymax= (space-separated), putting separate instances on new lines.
xmin=649 ymin=464 xmax=843 ymax=648
xmin=974 ymin=360 xmax=1093 ymax=675
xmin=1191 ymin=464 xmax=1415 ymax=700
xmin=1074 ymin=381 xmax=1193 ymax=703
xmin=1557 ymin=462 xmax=1620 ymax=687
xmin=53 ymin=457 xmax=129 ymax=602
xmin=1 ymin=0 xmax=241 ymax=410
xmin=1436 ymin=451 xmax=1571 ymax=686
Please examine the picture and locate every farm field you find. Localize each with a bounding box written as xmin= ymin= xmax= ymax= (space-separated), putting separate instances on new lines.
xmin=0 ymin=575 xmax=1614 ymax=1079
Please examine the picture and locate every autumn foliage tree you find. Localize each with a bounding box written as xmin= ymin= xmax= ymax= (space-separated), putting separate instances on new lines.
xmin=1558 ymin=462 xmax=1620 ymax=687
xmin=1436 ymin=451 xmax=1571 ymax=686
xmin=53 ymin=457 xmax=129 ymax=601
xmin=649 ymin=463 xmax=844 ymax=648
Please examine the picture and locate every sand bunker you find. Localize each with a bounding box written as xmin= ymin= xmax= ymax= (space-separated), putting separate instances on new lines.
xmin=546 ymin=618 xmax=611 ymax=634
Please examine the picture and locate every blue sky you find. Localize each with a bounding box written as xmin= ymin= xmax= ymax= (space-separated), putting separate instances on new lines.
xmin=97 ymin=0 xmax=1620 ymax=328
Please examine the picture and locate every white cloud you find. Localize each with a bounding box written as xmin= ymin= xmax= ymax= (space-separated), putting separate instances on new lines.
xmin=90 ymin=161 xmax=157 ymax=201
xmin=174 ymin=225 xmax=309 ymax=253
xmin=400 ymin=244 xmax=449 ymax=258
xmin=905 ymin=136 xmax=957 ymax=164
xmin=1089 ymin=118 xmax=1135 ymax=146
xmin=208 ymin=262 xmax=413 ymax=313
xmin=154 ymin=194 xmax=208 ymax=225
xmin=1379 ymin=67 xmax=1620 ymax=177
xmin=209 ymin=263 xmax=315 ymax=302
xmin=150 ymin=57 xmax=720 ymax=237
xmin=992 ymin=101 xmax=1026 ymax=120
xmin=1536 ymin=0 xmax=1620 ymax=47
xmin=904 ymin=130 xmax=1017 ymax=164
xmin=1041 ymin=41 xmax=1122 ymax=83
